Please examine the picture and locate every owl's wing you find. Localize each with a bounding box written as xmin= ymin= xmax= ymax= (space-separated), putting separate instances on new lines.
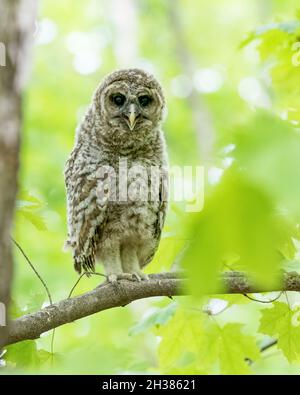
xmin=155 ymin=167 xmax=169 ymax=239
xmin=144 ymin=168 xmax=168 ymax=266
xmin=64 ymin=147 xmax=109 ymax=274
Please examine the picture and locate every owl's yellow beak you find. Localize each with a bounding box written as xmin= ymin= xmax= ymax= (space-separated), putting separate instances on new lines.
xmin=124 ymin=103 xmax=140 ymax=131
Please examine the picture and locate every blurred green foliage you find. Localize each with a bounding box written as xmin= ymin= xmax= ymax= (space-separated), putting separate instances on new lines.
xmin=3 ymin=0 xmax=300 ymax=375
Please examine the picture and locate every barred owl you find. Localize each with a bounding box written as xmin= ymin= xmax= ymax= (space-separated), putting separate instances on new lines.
xmin=65 ymin=69 xmax=168 ymax=282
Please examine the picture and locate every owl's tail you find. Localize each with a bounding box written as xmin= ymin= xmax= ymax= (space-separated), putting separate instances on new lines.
xmin=74 ymin=254 xmax=95 ymax=276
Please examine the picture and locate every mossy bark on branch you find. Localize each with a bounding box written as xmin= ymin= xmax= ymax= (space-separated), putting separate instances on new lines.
xmin=4 ymin=270 xmax=300 ymax=347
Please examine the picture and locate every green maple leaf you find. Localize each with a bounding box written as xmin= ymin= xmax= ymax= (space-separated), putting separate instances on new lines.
xmin=157 ymin=309 xmax=260 ymax=374
xmin=218 ymin=324 xmax=260 ymax=374
xmin=259 ymin=302 xmax=300 ymax=362
xmin=157 ymin=309 xmax=204 ymax=370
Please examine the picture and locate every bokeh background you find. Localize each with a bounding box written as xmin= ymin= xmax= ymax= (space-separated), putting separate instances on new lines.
xmin=4 ymin=0 xmax=300 ymax=374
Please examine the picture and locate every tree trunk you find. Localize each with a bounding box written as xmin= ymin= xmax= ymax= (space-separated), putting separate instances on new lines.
xmin=0 ymin=0 xmax=36 ymax=348
xmin=167 ymin=0 xmax=215 ymax=163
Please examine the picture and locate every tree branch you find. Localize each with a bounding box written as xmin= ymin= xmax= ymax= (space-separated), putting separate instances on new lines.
xmin=4 ymin=270 xmax=300 ymax=347
xmin=6 ymin=273 xmax=183 ymax=346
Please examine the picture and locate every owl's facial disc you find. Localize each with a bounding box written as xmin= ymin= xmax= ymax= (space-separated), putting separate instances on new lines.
xmin=103 ymin=81 xmax=159 ymax=132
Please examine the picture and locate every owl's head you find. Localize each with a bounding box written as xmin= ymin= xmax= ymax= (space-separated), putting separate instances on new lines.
xmin=93 ymin=69 xmax=165 ymax=140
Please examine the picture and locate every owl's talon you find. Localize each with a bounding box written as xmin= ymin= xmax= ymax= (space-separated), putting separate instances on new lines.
xmin=107 ymin=274 xmax=118 ymax=283
xmin=119 ymin=273 xmax=136 ymax=281
xmin=141 ymin=273 xmax=149 ymax=281
xmin=106 ymin=272 xmax=149 ymax=283
xmin=132 ymin=273 xmax=141 ymax=281
xmin=106 ymin=273 xmax=136 ymax=283
xmin=131 ymin=272 xmax=149 ymax=281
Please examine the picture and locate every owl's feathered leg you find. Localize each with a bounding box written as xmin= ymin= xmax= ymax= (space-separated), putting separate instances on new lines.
xmin=101 ymin=241 xmax=124 ymax=282
xmin=121 ymin=243 xmax=149 ymax=281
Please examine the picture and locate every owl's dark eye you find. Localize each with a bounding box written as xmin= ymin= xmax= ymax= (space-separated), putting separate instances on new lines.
xmin=111 ymin=94 xmax=126 ymax=106
xmin=138 ymin=95 xmax=152 ymax=107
